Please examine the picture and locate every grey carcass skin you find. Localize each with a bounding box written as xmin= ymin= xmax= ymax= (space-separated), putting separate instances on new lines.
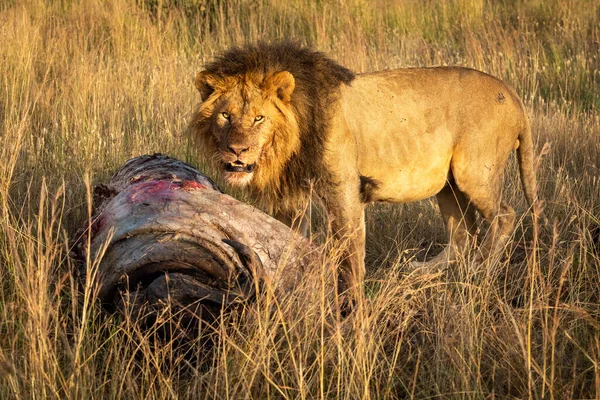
xmin=73 ymin=154 xmax=316 ymax=321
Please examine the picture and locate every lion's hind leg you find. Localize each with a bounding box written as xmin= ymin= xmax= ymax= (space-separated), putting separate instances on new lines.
xmin=455 ymin=170 xmax=516 ymax=263
xmin=432 ymin=182 xmax=477 ymax=266
xmin=411 ymin=182 xmax=477 ymax=271
xmin=475 ymin=199 xmax=516 ymax=262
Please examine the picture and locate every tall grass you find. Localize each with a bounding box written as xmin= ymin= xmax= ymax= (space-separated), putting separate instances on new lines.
xmin=1 ymin=0 xmax=599 ymax=397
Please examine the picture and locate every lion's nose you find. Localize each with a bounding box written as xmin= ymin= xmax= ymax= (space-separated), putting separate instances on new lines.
xmin=227 ymin=145 xmax=250 ymax=156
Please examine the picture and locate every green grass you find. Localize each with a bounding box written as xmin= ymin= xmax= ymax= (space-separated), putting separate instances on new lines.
xmin=1 ymin=0 xmax=600 ymax=397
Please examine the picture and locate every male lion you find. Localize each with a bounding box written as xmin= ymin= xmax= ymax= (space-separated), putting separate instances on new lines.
xmin=189 ymin=42 xmax=536 ymax=294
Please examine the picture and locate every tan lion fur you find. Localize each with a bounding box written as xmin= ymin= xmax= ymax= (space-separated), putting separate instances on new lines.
xmin=189 ymin=42 xmax=537 ymax=293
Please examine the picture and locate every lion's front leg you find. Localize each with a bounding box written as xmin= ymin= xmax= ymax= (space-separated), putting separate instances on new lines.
xmin=325 ymin=186 xmax=366 ymax=299
xmin=335 ymin=217 xmax=366 ymax=297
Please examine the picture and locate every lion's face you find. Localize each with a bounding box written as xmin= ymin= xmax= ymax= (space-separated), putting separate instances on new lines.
xmin=194 ymin=71 xmax=298 ymax=188
xmin=208 ymin=89 xmax=282 ymax=186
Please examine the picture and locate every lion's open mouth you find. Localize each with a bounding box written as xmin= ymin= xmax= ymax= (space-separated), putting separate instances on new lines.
xmin=224 ymin=162 xmax=256 ymax=173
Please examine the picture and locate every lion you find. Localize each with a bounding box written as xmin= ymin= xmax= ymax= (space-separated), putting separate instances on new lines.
xmin=189 ymin=42 xmax=537 ymax=294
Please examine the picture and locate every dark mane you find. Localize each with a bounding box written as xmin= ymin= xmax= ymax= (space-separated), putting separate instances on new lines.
xmin=203 ymin=42 xmax=355 ymax=211
xmin=204 ymin=41 xmax=355 ymax=88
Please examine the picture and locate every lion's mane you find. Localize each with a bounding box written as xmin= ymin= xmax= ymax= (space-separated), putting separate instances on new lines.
xmin=190 ymin=42 xmax=355 ymax=213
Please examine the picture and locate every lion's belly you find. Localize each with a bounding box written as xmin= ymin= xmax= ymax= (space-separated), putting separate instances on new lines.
xmin=340 ymin=71 xmax=460 ymax=203
xmin=357 ymin=134 xmax=453 ymax=203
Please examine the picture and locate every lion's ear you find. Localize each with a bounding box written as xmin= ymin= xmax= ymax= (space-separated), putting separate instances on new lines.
xmin=266 ymin=71 xmax=295 ymax=103
xmin=195 ymin=71 xmax=221 ymax=101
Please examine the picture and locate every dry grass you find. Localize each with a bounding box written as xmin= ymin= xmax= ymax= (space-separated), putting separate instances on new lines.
xmin=1 ymin=0 xmax=600 ymax=398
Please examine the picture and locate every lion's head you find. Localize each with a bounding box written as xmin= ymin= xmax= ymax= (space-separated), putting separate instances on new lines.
xmin=189 ymin=42 xmax=355 ymax=211
xmin=192 ymin=69 xmax=300 ymax=188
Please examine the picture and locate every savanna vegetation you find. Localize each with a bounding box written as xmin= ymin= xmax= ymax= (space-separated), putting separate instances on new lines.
xmin=1 ymin=0 xmax=599 ymax=398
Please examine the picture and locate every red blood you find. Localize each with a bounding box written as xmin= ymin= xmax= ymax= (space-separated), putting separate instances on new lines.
xmin=127 ymin=180 xmax=178 ymax=204
xmin=126 ymin=179 xmax=206 ymax=204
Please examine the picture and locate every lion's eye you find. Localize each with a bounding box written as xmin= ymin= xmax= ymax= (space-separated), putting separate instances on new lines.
xmin=220 ymin=112 xmax=230 ymax=120
xmin=254 ymin=115 xmax=264 ymax=123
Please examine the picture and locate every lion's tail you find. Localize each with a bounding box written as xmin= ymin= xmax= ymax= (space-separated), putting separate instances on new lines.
xmin=516 ymin=113 xmax=537 ymax=208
